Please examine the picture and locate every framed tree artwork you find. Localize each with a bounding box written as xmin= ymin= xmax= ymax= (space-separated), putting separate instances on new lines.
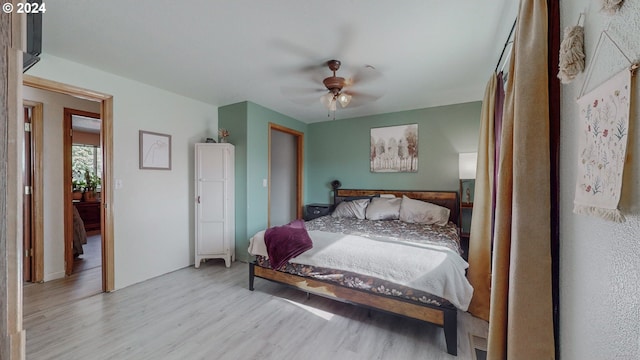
xmin=370 ymin=124 xmax=418 ymax=173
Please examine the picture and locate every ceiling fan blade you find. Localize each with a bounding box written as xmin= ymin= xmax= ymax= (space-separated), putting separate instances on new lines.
xmin=270 ymin=38 xmax=331 ymax=79
xmin=271 ymin=38 xmax=321 ymax=61
xmin=343 ymin=91 xmax=382 ymax=108
xmin=280 ymin=86 xmax=325 ymax=97
xmin=348 ymin=65 xmax=383 ymax=86
xmin=289 ymin=97 xmax=323 ymax=106
xmin=281 ymin=85 xmax=326 ymax=106
xmin=273 ymin=63 xmax=326 ymax=79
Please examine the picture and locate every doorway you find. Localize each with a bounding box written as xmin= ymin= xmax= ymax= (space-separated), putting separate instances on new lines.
xmin=65 ymin=108 xmax=102 ymax=276
xmin=268 ymin=123 xmax=303 ymax=227
xmin=22 ymin=101 xmax=44 ymax=283
xmin=23 ymin=106 xmax=34 ymax=282
xmin=23 ymin=75 xmax=115 ymax=292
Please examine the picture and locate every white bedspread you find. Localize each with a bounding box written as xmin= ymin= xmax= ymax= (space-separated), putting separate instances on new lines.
xmin=249 ymin=229 xmax=474 ymax=311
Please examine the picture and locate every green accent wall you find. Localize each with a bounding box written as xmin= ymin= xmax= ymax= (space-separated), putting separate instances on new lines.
xmin=306 ymin=101 xmax=481 ymax=203
xmin=218 ymin=103 xmax=248 ymax=257
xmin=219 ymin=101 xmax=308 ymax=262
xmin=220 ymin=100 xmax=481 ymax=262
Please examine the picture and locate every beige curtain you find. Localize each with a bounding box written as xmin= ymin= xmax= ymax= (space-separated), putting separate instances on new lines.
xmin=487 ymin=1 xmax=555 ymax=359
xmin=466 ymin=73 xmax=496 ymax=321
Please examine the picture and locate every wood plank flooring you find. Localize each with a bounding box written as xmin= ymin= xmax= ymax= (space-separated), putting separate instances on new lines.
xmin=24 ymin=260 xmax=488 ymax=360
xmin=24 ymin=266 xmax=102 ymax=317
xmin=72 ymin=234 xmax=102 ymax=274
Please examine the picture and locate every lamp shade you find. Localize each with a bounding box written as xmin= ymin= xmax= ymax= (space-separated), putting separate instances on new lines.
xmin=320 ymin=92 xmax=334 ymax=108
xmin=337 ymin=93 xmax=352 ymax=107
xmin=458 ymin=152 xmax=477 ymax=179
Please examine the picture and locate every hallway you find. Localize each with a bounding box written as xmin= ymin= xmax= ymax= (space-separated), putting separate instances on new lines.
xmin=24 ymin=235 xmax=102 ymax=318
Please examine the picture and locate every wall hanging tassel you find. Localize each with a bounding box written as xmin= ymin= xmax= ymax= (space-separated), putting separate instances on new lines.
xmin=600 ymin=0 xmax=625 ymax=15
xmin=557 ymin=13 xmax=585 ymax=84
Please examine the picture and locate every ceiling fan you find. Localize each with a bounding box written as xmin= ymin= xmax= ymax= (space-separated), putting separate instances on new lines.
xmin=320 ymin=59 xmax=353 ymax=111
xmin=280 ymin=58 xmax=382 ymax=118
xmin=314 ymin=59 xmax=382 ymax=118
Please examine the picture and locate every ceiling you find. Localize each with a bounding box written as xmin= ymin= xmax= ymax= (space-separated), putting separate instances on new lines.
xmin=41 ymin=1 xmax=518 ymax=123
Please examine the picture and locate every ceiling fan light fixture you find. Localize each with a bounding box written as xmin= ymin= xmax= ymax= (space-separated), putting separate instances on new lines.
xmin=312 ymin=59 xmax=378 ymax=118
xmin=338 ymin=93 xmax=352 ymax=107
xmin=320 ymin=92 xmax=335 ymax=109
xmin=329 ymin=98 xmax=337 ymax=111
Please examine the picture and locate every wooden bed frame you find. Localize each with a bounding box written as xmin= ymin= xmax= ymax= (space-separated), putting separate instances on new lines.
xmin=249 ymin=189 xmax=461 ymax=356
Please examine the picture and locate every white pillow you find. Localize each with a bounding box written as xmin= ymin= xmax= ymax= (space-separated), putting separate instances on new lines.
xmin=331 ymin=199 xmax=369 ymax=219
xmin=399 ymin=195 xmax=450 ymax=226
xmin=365 ymin=197 xmax=402 ymax=220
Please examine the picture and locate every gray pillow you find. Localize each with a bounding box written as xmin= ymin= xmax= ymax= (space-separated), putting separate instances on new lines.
xmin=331 ymin=199 xmax=369 ymax=219
xmin=399 ymin=195 xmax=450 ymax=226
xmin=365 ymin=197 xmax=402 ymax=220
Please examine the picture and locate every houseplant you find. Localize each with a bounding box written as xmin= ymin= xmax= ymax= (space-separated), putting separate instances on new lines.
xmin=83 ymin=170 xmax=101 ymax=202
xmin=72 ymin=179 xmax=85 ymax=201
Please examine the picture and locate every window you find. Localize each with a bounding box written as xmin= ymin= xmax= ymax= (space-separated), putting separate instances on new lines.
xmin=72 ymin=144 xmax=102 ymax=190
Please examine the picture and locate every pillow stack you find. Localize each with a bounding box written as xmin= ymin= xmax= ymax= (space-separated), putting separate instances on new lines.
xmin=330 ymin=194 xmax=451 ymax=226
xmin=399 ymin=195 xmax=450 ymax=226
xmin=331 ymin=198 xmax=369 ymax=219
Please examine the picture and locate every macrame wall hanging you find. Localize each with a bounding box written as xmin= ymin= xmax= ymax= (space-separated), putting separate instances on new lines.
xmin=557 ymin=13 xmax=585 ymax=84
xmin=600 ymin=0 xmax=625 ymax=15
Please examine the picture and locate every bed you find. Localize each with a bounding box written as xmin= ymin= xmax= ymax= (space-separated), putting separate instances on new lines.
xmin=72 ymin=205 xmax=87 ymax=256
xmin=248 ymin=189 xmax=472 ymax=356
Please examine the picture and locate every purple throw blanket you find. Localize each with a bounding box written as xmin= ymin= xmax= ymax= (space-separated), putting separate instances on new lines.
xmin=264 ymin=219 xmax=313 ymax=269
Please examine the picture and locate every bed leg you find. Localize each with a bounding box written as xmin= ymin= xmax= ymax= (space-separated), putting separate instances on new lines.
xmin=249 ymin=262 xmax=255 ymax=291
xmin=443 ymin=308 xmax=457 ymax=356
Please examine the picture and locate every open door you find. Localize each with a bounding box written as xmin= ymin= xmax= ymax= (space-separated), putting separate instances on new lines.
xmin=23 ymin=107 xmax=33 ymax=282
xmin=63 ymin=108 xmax=101 ymax=276
xmin=22 ymin=101 xmax=44 ymax=283
xmin=268 ymin=123 xmax=303 ymax=227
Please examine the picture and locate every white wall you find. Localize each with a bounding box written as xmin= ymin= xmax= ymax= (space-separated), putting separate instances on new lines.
xmin=560 ymin=1 xmax=640 ymax=359
xmin=23 ymin=87 xmax=100 ymax=281
xmin=27 ymin=54 xmax=219 ymax=289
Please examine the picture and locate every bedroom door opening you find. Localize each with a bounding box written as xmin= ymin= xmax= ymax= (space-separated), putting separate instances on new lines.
xmin=65 ymin=108 xmax=102 ymax=276
xmin=268 ymin=123 xmax=303 ymax=227
xmin=23 ymin=75 xmax=115 ymax=292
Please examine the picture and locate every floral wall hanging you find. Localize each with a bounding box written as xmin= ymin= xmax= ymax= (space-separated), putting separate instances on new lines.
xmin=573 ymin=68 xmax=632 ymax=222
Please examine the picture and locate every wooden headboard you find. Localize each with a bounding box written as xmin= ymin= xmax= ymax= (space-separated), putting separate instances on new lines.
xmin=334 ymin=189 xmax=460 ymax=226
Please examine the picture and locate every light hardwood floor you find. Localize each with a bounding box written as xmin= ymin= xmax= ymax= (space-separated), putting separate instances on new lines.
xmin=24 ymin=261 xmax=487 ymax=360
xmin=72 ymin=234 xmax=102 ymax=274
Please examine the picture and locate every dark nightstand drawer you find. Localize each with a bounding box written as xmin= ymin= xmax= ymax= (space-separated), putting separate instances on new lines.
xmin=304 ymin=203 xmax=332 ymax=221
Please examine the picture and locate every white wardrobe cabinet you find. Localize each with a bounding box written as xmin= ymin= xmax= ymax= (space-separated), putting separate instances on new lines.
xmin=195 ymin=143 xmax=235 ymax=268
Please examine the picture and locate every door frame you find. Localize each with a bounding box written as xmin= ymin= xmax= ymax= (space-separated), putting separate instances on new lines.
xmin=268 ymin=123 xmax=303 ymax=226
xmin=64 ymin=107 xmax=101 ymax=276
xmin=23 ymin=75 xmax=115 ymax=292
xmin=23 ymin=100 xmax=44 ymax=282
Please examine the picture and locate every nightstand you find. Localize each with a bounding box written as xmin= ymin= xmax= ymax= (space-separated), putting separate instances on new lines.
xmin=304 ymin=203 xmax=332 ymax=221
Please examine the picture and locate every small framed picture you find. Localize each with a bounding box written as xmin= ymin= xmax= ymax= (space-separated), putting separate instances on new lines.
xmin=139 ymin=130 xmax=171 ymax=170
xmin=460 ymin=179 xmax=475 ymax=204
